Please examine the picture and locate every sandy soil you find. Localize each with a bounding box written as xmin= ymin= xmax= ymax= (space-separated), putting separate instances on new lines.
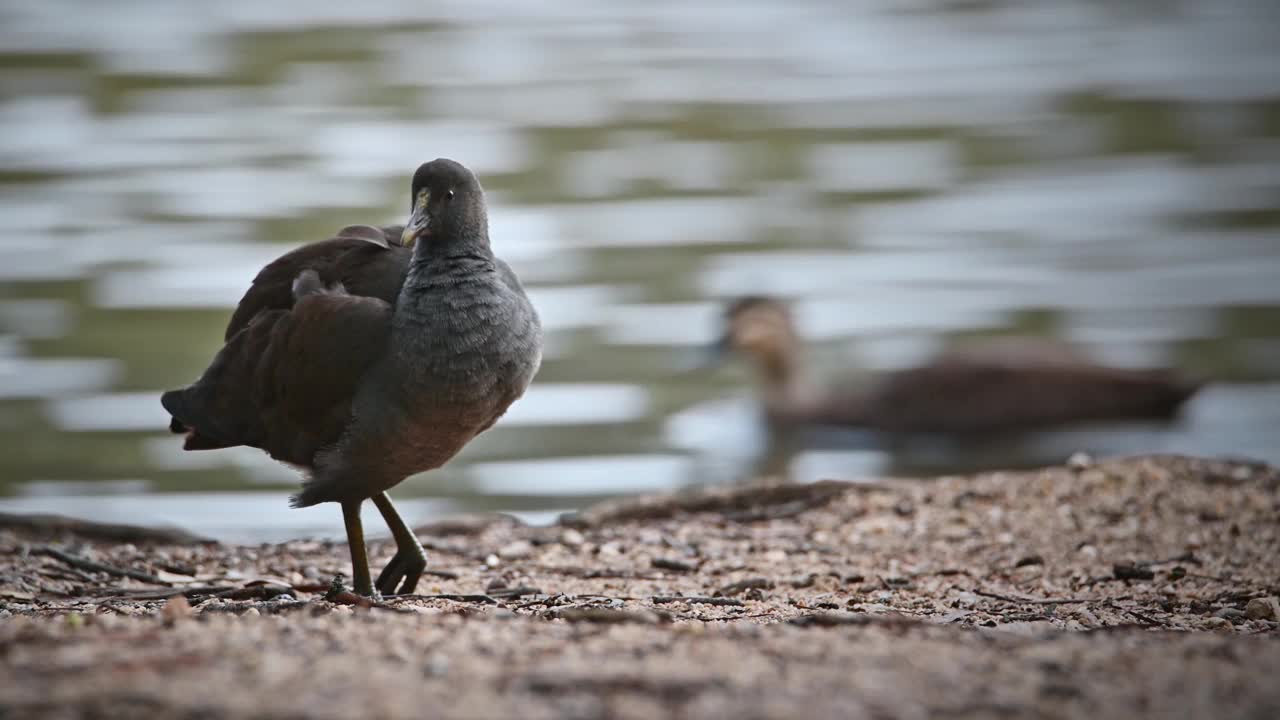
xmin=2 ymin=454 xmax=1278 ymax=719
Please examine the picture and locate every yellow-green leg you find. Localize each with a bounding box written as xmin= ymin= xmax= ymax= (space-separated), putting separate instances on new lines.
xmin=372 ymin=492 xmax=428 ymax=595
xmin=341 ymin=500 xmax=374 ymax=597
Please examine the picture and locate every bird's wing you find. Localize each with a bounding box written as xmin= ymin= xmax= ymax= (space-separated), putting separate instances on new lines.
xmin=163 ymin=275 xmax=393 ymax=466
xmin=333 ymin=223 xmax=400 ymax=248
xmin=930 ymin=338 xmax=1090 ymax=369
xmin=224 ymin=225 xmax=409 ymax=341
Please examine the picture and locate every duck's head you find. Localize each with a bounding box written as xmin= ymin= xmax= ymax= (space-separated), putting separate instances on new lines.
xmin=401 ymin=158 xmax=488 ymax=250
xmin=706 ymin=295 xmax=802 ymax=385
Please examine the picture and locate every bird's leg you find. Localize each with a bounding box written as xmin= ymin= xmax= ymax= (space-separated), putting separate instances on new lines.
xmin=372 ymin=492 xmax=429 ymax=595
xmin=341 ymin=499 xmax=374 ymax=597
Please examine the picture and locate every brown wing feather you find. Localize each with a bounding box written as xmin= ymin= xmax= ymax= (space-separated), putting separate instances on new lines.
xmin=163 ymin=279 xmax=393 ymax=467
xmin=224 ymin=225 xmax=409 ymax=341
xmin=168 ymin=224 xmax=408 ymax=443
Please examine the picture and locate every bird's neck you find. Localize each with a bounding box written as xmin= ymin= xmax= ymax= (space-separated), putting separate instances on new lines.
xmin=398 ymin=239 xmax=497 ymax=318
xmin=751 ymin=344 xmax=810 ymax=414
xmin=407 ymin=230 xmax=494 ymax=273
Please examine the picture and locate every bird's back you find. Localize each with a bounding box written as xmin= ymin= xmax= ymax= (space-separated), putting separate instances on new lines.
xmin=816 ymin=343 xmax=1202 ymax=435
xmin=168 ymin=225 xmax=410 ymax=451
xmin=162 ymin=272 xmax=393 ymax=467
xmin=224 ymin=225 xmax=410 ymax=340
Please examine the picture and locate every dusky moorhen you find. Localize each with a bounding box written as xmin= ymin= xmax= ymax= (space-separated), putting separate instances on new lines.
xmin=162 ymin=158 xmax=542 ymax=596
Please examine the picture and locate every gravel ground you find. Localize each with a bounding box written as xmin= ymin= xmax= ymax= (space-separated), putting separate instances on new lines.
xmin=2 ymin=454 xmax=1278 ymax=719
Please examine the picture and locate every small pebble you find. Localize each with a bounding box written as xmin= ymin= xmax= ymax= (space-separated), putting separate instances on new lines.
xmin=1113 ymin=563 xmax=1154 ymax=581
xmin=560 ymin=529 xmax=585 ymax=547
xmin=652 ymin=557 xmax=696 ymax=573
xmin=484 ymin=554 xmax=500 ymax=568
xmin=1245 ymin=598 xmax=1275 ymax=620
xmin=242 ymin=607 xmax=260 ymax=617
xmin=161 ymin=595 xmax=192 ymax=624
xmin=1066 ymin=452 xmax=1094 ymax=471
xmin=1213 ymin=607 xmax=1247 ymax=623
xmin=1203 ymin=617 xmax=1232 ymax=631
xmin=497 ymin=540 xmax=533 ymax=560
xmin=810 ymin=575 xmax=840 ymax=592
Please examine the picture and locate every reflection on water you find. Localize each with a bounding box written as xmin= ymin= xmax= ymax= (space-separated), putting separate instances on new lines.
xmin=670 ymin=385 xmax=1280 ymax=485
xmin=2 ymin=0 xmax=1279 ymax=540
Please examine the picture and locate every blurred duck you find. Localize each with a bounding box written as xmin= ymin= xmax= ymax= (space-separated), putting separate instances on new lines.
xmin=709 ymin=296 xmax=1203 ymax=436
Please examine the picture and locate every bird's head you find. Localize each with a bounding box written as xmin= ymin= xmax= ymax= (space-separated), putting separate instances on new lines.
xmin=400 ymin=158 xmax=488 ymax=250
xmin=702 ymin=295 xmax=802 ymax=384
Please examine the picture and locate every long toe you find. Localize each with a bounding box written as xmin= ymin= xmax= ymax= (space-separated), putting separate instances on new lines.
xmin=375 ymin=550 xmax=427 ymax=596
xmin=396 ymin=554 xmax=427 ymax=595
xmin=375 ymin=554 xmax=406 ymax=596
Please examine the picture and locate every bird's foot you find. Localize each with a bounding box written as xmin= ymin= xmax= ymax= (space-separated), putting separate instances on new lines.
xmin=375 ymin=547 xmax=428 ymax=596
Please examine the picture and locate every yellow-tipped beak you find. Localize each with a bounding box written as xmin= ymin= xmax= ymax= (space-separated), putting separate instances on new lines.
xmin=401 ymin=205 xmax=429 ymax=248
xmin=400 ymin=225 xmax=418 ymax=248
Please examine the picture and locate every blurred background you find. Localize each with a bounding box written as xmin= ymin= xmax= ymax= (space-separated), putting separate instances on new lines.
xmin=1 ymin=0 xmax=1278 ymax=541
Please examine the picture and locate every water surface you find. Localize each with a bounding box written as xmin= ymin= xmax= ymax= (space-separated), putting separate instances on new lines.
xmin=1 ymin=0 xmax=1278 ymax=540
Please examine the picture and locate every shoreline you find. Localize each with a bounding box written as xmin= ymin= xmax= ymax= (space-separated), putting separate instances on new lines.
xmin=3 ymin=454 xmax=1278 ymax=719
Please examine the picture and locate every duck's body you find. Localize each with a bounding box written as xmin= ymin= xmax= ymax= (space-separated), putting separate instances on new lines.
xmin=788 ymin=345 xmax=1199 ymax=435
xmin=716 ymin=297 xmax=1201 ymax=437
xmin=162 ymin=159 xmax=542 ymax=595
